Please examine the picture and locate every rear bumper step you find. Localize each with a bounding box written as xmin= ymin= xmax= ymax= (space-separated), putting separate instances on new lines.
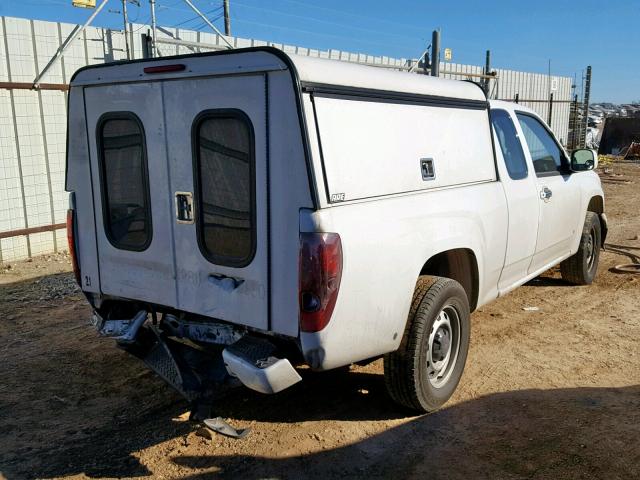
xmin=222 ymin=337 xmax=302 ymax=394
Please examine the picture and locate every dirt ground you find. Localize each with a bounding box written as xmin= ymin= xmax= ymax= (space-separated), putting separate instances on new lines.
xmin=1 ymin=162 xmax=639 ymax=480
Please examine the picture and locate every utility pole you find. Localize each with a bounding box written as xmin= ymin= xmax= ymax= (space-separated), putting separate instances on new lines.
xmin=547 ymin=59 xmax=552 ymax=97
xmin=430 ymin=29 xmax=440 ymax=77
xmin=122 ymin=0 xmax=130 ymax=60
xmin=149 ymin=0 xmax=158 ymax=57
xmin=223 ymin=0 xmax=231 ymax=36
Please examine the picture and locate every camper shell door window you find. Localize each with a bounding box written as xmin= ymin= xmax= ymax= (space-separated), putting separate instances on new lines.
xmin=96 ymin=112 xmax=152 ymax=251
xmin=193 ymin=109 xmax=256 ymax=268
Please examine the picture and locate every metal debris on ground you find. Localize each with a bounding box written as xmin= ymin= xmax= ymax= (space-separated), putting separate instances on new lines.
xmin=203 ymin=417 xmax=250 ymax=439
xmin=523 ymin=306 xmax=540 ymax=311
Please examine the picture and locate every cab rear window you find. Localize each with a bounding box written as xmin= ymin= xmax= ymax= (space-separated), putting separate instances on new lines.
xmin=97 ymin=113 xmax=152 ymax=251
xmin=193 ymin=110 xmax=256 ymax=267
xmin=490 ymin=109 xmax=528 ymax=180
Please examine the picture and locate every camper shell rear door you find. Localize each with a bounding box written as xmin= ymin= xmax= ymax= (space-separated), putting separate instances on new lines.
xmin=164 ymin=74 xmax=269 ymax=330
xmin=84 ymin=82 xmax=178 ymax=307
xmin=81 ymin=60 xmax=271 ymax=331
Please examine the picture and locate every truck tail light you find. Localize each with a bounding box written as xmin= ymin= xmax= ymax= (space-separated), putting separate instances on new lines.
xmin=299 ymin=232 xmax=342 ymax=333
xmin=66 ymin=209 xmax=81 ymax=286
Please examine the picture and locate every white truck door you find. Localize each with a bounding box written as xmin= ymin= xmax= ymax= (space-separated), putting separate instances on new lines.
xmin=490 ymin=109 xmax=540 ymax=291
xmin=515 ymin=113 xmax=582 ymax=273
xmin=163 ymin=75 xmax=269 ymax=330
xmin=84 ymin=83 xmax=177 ymax=306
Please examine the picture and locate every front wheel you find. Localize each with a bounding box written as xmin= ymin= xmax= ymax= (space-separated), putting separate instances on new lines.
xmin=384 ymin=276 xmax=470 ymax=413
xmin=560 ymin=212 xmax=601 ymax=285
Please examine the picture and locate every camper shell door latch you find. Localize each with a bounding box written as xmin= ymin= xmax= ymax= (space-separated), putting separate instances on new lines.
xmin=175 ymin=191 xmax=194 ymax=223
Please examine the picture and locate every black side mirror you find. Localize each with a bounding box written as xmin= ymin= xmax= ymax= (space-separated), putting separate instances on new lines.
xmin=570 ymin=149 xmax=597 ymax=172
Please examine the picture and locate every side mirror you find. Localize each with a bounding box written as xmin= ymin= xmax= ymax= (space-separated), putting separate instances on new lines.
xmin=570 ymin=149 xmax=598 ymax=172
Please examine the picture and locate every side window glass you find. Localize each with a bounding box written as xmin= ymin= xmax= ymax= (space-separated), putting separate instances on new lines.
xmin=490 ymin=109 xmax=528 ymax=180
xmin=194 ymin=111 xmax=255 ymax=267
xmin=98 ymin=114 xmax=152 ymax=251
xmin=516 ymin=113 xmax=566 ymax=175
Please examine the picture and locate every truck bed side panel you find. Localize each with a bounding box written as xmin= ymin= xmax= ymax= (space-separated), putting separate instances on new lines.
xmin=301 ymin=181 xmax=508 ymax=369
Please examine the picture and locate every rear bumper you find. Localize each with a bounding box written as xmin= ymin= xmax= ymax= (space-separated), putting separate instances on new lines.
xmin=222 ymin=347 xmax=302 ymax=394
xmin=93 ymin=307 xmax=302 ymax=396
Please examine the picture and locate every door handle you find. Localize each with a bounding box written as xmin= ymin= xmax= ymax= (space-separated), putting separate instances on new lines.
xmin=540 ymin=187 xmax=553 ymax=201
xmin=208 ymin=273 xmax=244 ymax=291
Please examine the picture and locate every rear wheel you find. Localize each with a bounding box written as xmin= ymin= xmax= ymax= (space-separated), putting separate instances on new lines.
xmin=384 ymin=276 xmax=470 ymax=413
xmin=560 ymin=212 xmax=601 ymax=285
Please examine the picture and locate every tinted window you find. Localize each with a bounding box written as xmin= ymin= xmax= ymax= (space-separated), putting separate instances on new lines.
xmin=491 ymin=109 xmax=528 ymax=180
xmin=98 ymin=114 xmax=151 ymax=250
xmin=194 ymin=111 xmax=255 ymax=267
xmin=516 ymin=113 xmax=566 ymax=175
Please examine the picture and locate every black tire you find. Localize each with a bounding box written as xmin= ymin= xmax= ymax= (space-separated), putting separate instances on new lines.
xmin=384 ymin=276 xmax=470 ymax=413
xmin=560 ymin=212 xmax=601 ymax=285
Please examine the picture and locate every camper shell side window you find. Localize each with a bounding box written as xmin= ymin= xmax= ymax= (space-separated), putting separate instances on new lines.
xmin=96 ymin=112 xmax=152 ymax=251
xmin=192 ymin=109 xmax=256 ymax=268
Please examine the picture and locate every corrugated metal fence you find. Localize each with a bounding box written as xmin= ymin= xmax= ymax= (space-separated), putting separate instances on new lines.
xmin=0 ymin=15 xmax=574 ymax=262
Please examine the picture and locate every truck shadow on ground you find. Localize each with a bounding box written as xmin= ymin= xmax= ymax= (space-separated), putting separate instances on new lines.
xmin=172 ymin=384 xmax=640 ymax=480
xmin=0 ymin=367 xmax=403 ymax=479
xmin=525 ymin=275 xmax=573 ymax=287
xmin=5 ymin=371 xmax=639 ymax=479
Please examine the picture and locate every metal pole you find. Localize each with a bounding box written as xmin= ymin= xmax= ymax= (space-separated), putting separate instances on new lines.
xmin=430 ymin=29 xmax=440 ymax=77
xmin=515 ymin=93 xmax=519 ymax=104
xmin=223 ymin=0 xmax=231 ymax=36
xmin=581 ymin=66 xmax=592 ymax=148
xmin=484 ymin=50 xmax=491 ymax=95
xmin=182 ymin=0 xmax=233 ymax=49
xmin=149 ymin=0 xmax=158 ymax=57
xmin=548 ymin=92 xmax=553 ymax=125
xmin=122 ymin=0 xmax=130 ymax=60
xmin=569 ymin=93 xmax=578 ymax=149
xmin=548 ymin=59 xmax=551 ymax=95
xmin=32 ymin=0 xmax=109 ymax=87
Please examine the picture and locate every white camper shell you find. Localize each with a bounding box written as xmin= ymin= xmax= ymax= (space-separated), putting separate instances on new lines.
xmin=66 ymin=47 xmax=606 ymax=412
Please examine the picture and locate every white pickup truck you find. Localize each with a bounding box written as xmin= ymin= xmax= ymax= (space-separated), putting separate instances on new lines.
xmin=65 ymin=47 xmax=606 ymax=412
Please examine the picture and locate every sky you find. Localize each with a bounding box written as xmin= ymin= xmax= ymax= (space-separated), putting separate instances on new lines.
xmin=1 ymin=0 xmax=638 ymax=103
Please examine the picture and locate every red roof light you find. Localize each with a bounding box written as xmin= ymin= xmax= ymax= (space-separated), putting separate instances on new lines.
xmin=143 ymin=64 xmax=186 ymax=74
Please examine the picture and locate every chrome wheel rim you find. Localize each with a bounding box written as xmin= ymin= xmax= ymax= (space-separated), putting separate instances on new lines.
xmin=427 ymin=305 xmax=461 ymax=388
